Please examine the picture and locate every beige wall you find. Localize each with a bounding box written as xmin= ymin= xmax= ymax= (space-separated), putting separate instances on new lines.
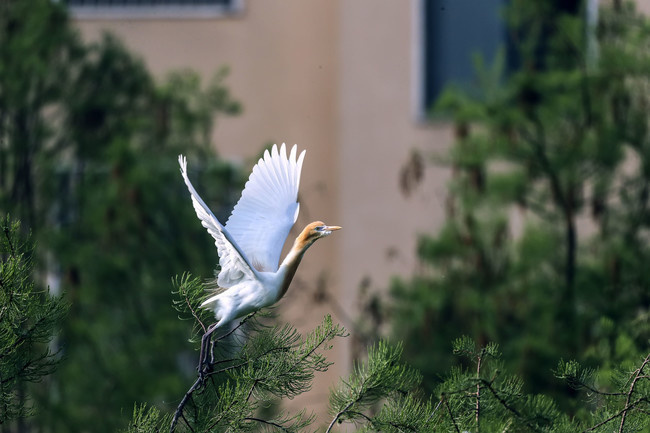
xmin=338 ymin=0 xmax=451 ymax=329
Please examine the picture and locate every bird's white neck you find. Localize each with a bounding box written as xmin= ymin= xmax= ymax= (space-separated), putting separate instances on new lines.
xmin=275 ymin=237 xmax=315 ymax=300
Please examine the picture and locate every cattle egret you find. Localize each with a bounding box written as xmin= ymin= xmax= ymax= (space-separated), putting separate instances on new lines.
xmin=179 ymin=143 xmax=340 ymax=369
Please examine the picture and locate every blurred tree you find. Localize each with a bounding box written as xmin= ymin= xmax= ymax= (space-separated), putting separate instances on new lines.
xmin=0 ymin=0 xmax=83 ymax=235
xmin=0 ymin=218 xmax=67 ymax=431
xmin=388 ymin=0 xmax=650 ymax=410
xmin=0 ymin=0 xmax=243 ymax=431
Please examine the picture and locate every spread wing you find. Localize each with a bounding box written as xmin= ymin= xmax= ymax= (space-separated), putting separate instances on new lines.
xmin=225 ymin=143 xmax=306 ymax=272
xmin=178 ymin=155 xmax=258 ymax=288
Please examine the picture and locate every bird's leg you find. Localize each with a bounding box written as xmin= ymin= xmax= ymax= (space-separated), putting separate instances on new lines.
xmin=209 ymin=338 xmax=217 ymax=365
xmin=198 ymin=323 xmax=218 ymax=376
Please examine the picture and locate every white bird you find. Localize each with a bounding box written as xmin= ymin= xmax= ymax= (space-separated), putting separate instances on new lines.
xmin=178 ymin=143 xmax=341 ymax=334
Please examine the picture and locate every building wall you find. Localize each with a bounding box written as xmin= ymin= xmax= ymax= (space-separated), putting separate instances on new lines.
xmin=337 ymin=0 xmax=451 ymax=333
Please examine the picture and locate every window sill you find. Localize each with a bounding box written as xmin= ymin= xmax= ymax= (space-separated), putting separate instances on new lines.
xmin=68 ymin=0 xmax=243 ymax=20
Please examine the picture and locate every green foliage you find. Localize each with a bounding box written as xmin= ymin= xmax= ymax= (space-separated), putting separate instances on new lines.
xmin=387 ymin=0 xmax=650 ymax=412
xmin=0 ymin=217 xmax=67 ymax=424
xmin=0 ymin=1 xmax=243 ymax=431
xmin=45 ymin=64 xmax=240 ymax=433
xmin=434 ymin=337 xmax=566 ymax=432
xmin=153 ymin=274 xmax=347 ymax=433
xmin=555 ymin=355 xmax=650 ymax=432
xmin=0 ymin=0 xmax=84 ymax=232
xmin=128 ymin=404 xmax=172 ymax=433
xmin=133 ymin=278 xmax=442 ymax=433
xmin=327 ymin=341 xmax=430 ymax=432
xmin=172 ymin=273 xmax=216 ymax=343
xmin=129 ymin=316 xmax=647 ymax=433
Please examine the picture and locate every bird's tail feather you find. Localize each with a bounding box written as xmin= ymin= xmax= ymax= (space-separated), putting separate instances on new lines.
xmin=200 ymin=293 xmax=220 ymax=311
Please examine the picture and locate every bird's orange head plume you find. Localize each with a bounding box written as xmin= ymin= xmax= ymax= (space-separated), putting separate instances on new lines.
xmin=294 ymin=221 xmax=341 ymax=250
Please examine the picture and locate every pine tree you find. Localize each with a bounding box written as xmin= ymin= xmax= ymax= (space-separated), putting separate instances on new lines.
xmin=130 ymin=275 xmax=348 ymax=433
xmin=125 ymin=276 xmax=435 ymax=433
xmin=42 ymin=50 xmax=242 ymax=433
xmin=555 ymin=354 xmax=650 ymax=432
xmin=0 ymin=1 xmax=243 ymax=430
xmin=125 ymin=278 xmax=650 ymax=432
xmin=387 ymin=0 xmax=650 ymax=409
xmin=0 ymin=217 xmax=67 ymax=429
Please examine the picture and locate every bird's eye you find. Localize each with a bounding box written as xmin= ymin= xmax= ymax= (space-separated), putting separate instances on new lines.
xmin=315 ymin=226 xmax=325 ymax=232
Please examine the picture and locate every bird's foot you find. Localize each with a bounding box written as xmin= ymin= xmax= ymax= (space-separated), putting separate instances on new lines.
xmin=197 ymin=323 xmax=218 ymax=378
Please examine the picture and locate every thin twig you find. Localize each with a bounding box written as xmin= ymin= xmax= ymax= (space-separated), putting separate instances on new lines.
xmin=480 ymin=379 xmax=541 ymax=433
xmin=180 ymin=412 xmax=195 ymax=433
xmin=3 ymin=224 xmax=16 ymax=257
xmin=476 ymin=353 xmax=482 ymax=433
xmin=350 ymin=410 xmax=412 ymax=433
xmin=216 ymin=313 xmax=254 ymax=342
xmin=325 ymin=399 xmax=358 ymax=433
xmin=205 ymin=392 xmax=240 ymax=431
xmin=245 ymin=380 xmax=258 ymax=403
xmin=244 ymin=417 xmax=292 ymax=432
xmin=426 ymin=399 xmax=443 ymax=424
xmin=577 ymin=382 xmax=626 ymax=397
xmin=185 ymin=294 xmax=206 ymax=334
xmin=170 ymin=377 xmax=203 ymax=433
xmin=207 ymin=346 xmax=291 ymax=377
xmin=618 ymin=353 xmax=650 ymax=433
xmin=442 ymin=393 xmax=462 ymax=433
xmin=583 ymin=397 xmax=648 ymax=432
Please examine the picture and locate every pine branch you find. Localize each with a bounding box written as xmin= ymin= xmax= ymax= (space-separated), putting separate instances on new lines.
xmin=325 ymin=397 xmax=360 ymax=433
xmin=555 ymin=359 xmax=626 ymax=397
xmin=169 ymin=375 xmax=203 ymax=433
xmin=171 ymin=315 xmax=343 ymax=432
xmin=326 ymin=342 xmax=420 ymax=431
xmin=441 ymin=393 xmax=462 ymax=433
xmin=244 ymin=417 xmax=292 ymax=432
xmin=205 ymin=387 xmax=241 ymax=431
xmin=618 ymin=353 xmax=650 ymax=433
xmin=475 ymin=353 xmax=482 ymax=433
xmin=427 ymin=398 xmax=443 ymax=424
xmin=169 ymin=314 xmax=252 ymax=433
xmin=185 ymin=289 xmax=206 ymax=335
xmin=583 ymin=397 xmax=649 ymax=433
xmin=0 ymin=218 xmax=67 ymax=424
xmin=480 ymin=379 xmax=541 ymax=433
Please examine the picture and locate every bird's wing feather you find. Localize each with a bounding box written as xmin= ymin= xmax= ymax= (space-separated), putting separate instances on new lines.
xmin=225 ymin=143 xmax=305 ymax=272
xmin=178 ymin=155 xmax=258 ymax=288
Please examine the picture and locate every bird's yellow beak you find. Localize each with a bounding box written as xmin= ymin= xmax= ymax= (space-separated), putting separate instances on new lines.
xmin=326 ymin=225 xmax=342 ymax=231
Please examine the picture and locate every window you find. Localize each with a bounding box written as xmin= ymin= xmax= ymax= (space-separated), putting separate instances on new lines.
xmin=63 ymin=0 xmax=242 ymax=19
xmin=415 ymin=0 xmax=507 ymax=118
xmin=415 ymin=0 xmax=589 ymax=119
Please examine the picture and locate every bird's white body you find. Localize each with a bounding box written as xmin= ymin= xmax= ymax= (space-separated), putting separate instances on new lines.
xmin=202 ymin=274 xmax=276 ymax=325
xmin=179 ymin=144 xmax=339 ymax=330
